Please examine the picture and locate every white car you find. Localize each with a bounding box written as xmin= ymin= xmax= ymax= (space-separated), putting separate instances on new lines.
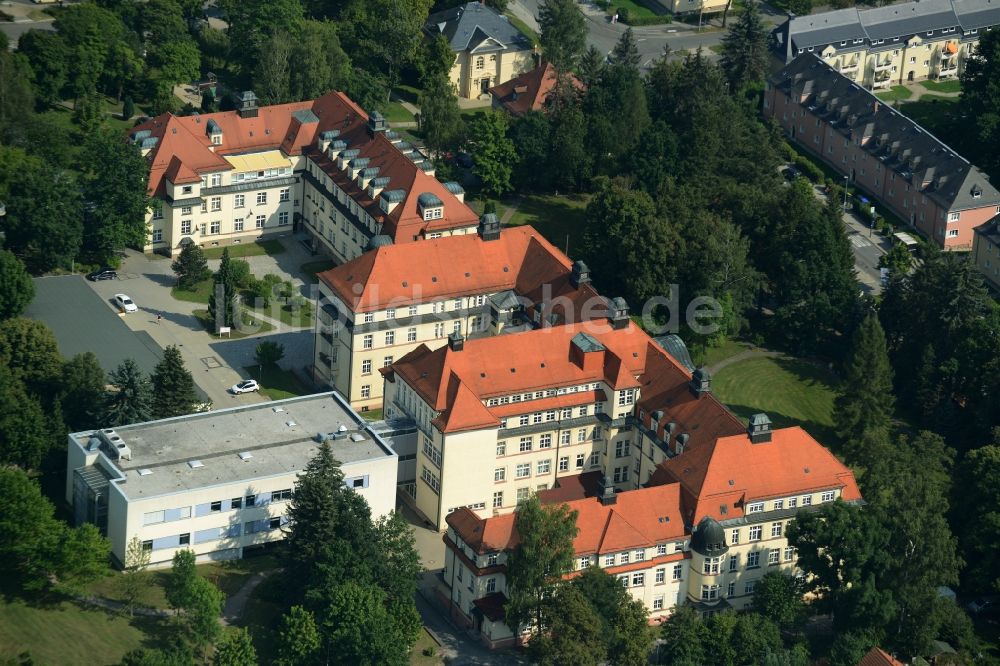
xmin=114 ymin=293 xmax=138 ymax=313
xmin=231 ymin=379 xmax=260 ymax=394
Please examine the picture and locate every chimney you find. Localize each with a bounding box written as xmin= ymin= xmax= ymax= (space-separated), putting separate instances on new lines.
xmin=448 ymin=331 xmax=464 ymax=351
xmin=748 ymin=413 xmax=772 ymax=444
xmin=675 ymin=433 xmax=689 ymax=455
xmin=367 ymin=109 xmax=388 ymax=136
xmin=608 ymin=297 xmax=629 ymax=330
xmin=597 ymin=475 xmax=617 ymax=505
xmin=233 ymin=91 xmax=258 ymax=119
xmin=688 ymin=367 xmax=711 ymax=398
xmin=570 ymin=260 xmax=591 ymax=288
xmin=478 ymin=213 xmax=501 ymax=241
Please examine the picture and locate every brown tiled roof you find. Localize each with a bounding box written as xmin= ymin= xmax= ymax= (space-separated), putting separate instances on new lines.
xmin=536 ymin=471 xmax=604 ymax=504
xmin=489 ymin=62 xmax=582 ymax=116
xmin=858 ymin=647 xmax=905 ymax=666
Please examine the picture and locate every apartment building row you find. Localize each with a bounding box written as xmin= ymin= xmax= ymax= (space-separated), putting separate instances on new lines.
xmin=973 ymin=215 xmax=1000 ymax=291
xmin=771 ymin=0 xmax=1000 ymax=88
xmin=66 ymin=393 xmax=398 ymax=568
xmin=313 ymin=223 xmax=602 ymax=410
xmin=376 ymin=316 xmax=860 ymax=646
xmin=132 ymin=90 xmax=475 ymax=258
xmin=765 ymin=54 xmax=1000 ymax=250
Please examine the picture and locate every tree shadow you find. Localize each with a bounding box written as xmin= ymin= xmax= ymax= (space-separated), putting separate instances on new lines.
xmin=142 ymin=272 xmax=177 ymax=288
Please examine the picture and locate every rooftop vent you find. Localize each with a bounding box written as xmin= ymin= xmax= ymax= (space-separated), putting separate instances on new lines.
xmin=272 ymin=407 xmax=285 ymax=413
xmin=188 ymin=460 xmax=204 ymax=469
xmin=597 ymin=474 xmax=617 ymax=506
xmin=748 ymin=413 xmax=772 ymax=444
xmin=138 ymin=469 xmax=153 ymax=476
xmin=478 ymin=213 xmax=500 ymax=241
xmin=238 ymin=452 xmax=253 ymax=461
xmin=688 ymin=366 xmax=711 ymax=398
xmin=608 ymin=297 xmax=629 ymax=330
xmin=350 ymin=433 xmax=365 ymax=442
xmin=286 ymin=420 xmax=297 ymax=428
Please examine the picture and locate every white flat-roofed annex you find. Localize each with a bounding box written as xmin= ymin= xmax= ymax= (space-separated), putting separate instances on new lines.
xmin=70 ymin=392 xmax=396 ymax=500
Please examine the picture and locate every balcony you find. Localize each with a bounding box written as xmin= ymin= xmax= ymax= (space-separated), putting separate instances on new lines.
xmin=840 ymin=60 xmax=860 ymax=73
xmin=872 ymin=78 xmax=892 ymax=90
xmin=873 ymin=60 xmax=893 ymax=72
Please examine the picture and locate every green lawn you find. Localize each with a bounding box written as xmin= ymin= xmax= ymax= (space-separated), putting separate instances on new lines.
xmin=395 ymin=84 xmax=422 ymax=105
xmin=268 ymin=302 xmax=313 ymax=328
xmin=171 ymin=278 xmax=212 ymax=304
xmin=0 ymin=595 xmax=158 ymax=665
xmin=300 ymin=259 xmax=337 ymax=283
xmin=699 ymin=338 xmax=748 ymax=368
xmin=245 ymin=365 xmax=311 ymax=400
xmin=466 ymin=198 xmax=512 ymax=220
xmin=609 ymin=0 xmax=665 ymax=19
xmin=506 ymin=193 xmax=591 ymax=257
xmin=897 ymin=95 xmax=963 ymax=148
xmin=193 ymin=309 xmax=274 ymax=338
xmin=202 ymin=240 xmax=285 ymax=259
xmin=361 ymin=408 xmax=383 ymax=422
xmin=713 ymin=356 xmax=840 ymax=447
xmin=874 ymin=85 xmax=913 ymax=102
xmin=921 ymin=79 xmax=961 ymax=93
xmin=383 ymin=101 xmax=416 ymax=124
xmin=505 ymin=12 xmax=539 ymax=46
xmin=409 ymin=628 xmax=445 ymax=665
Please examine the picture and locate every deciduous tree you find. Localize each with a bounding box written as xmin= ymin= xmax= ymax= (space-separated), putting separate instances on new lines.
xmin=0 ymin=317 xmax=63 ymax=396
xmin=276 ymin=605 xmax=321 ymax=666
xmin=318 ymin=582 xmax=408 ymax=666
xmin=254 ymin=340 xmax=285 ymax=367
xmin=0 ymin=251 xmax=34 ymax=320
xmin=571 ymin=567 xmax=653 ymax=666
xmin=960 ymin=27 xmax=1000 ymax=181
xmin=0 ymin=365 xmax=49 ymax=469
xmin=17 ymin=30 xmax=68 ymax=109
xmin=752 ymin=571 xmax=804 ymax=630
xmin=470 ymin=110 xmax=516 ymax=198
xmin=660 ymin=605 xmax=709 ymax=665
xmin=118 ymin=535 xmax=152 ymax=617
xmin=151 ymin=345 xmax=198 ymax=419
xmin=289 ymin=21 xmax=351 ymax=101
xmin=530 ymin=585 xmax=607 ymax=666
xmin=61 ymin=352 xmax=107 ymax=431
xmin=166 ymin=549 xmax=198 ymax=613
xmin=212 ymin=627 xmax=257 ymax=666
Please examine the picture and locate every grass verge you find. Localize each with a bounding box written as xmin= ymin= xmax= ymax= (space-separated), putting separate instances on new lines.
xmin=506 ymin=193 xmax=591 ymax=257
xmin=383 ymin=101 xmax=416 ymax=124
xmin=920 ymin=79 xmax=961 ymax=94
xmin=874 ymin=85 xmax=913 ymax=102
xmin=713 ymin=356 xmax=840 ymax=447
xmin=246 ymin=364 xmax=311 ymax=400
xmin=203 ymin=240 xmax=286 ymax=259
xmin=361 ymin=408 xmax=384 ymax=422
xmin=409 ymin=628 xmax=445 ymax=665
xmin=171 ymin=278 xmax=213 ymax=304
xmin=699 ymin=338 xmax=748 ymax=368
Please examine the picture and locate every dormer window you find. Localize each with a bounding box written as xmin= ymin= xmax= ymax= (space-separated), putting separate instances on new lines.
xmin=418 ymin=192 xmax=444 ymax=221
xmin=182 ymin=185 xmax=193 ymax=195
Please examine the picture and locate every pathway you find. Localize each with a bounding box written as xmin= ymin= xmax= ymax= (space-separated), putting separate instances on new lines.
xmin=900 ymin=81 xmax=961 ymax=102
xmin=222 ymin=569 xmax=280 ymax=626
xmin=707 ymin=348 xmax=788 ymax=375
xmin=76 ymin=595 xmax=172 ymax=618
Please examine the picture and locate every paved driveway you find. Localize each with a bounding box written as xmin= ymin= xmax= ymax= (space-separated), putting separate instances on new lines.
xmin=83 ymin=242 xmax=319 ymax=408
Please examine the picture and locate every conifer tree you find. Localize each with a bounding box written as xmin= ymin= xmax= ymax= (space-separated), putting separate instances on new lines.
xmin=833 ymin=312 xmax=895 ymax=462
xmin=151 ymin=345 xmax=198 ymax=419
xmin=103 ymin=358 xmax=153 ymax=427
xmin=207 ymin=247 xmax=239 ymax=329
xmin=171 ymin=243 xmax=210 ymax=291
xmin=719 ymin=0 xmax=769 ymax=91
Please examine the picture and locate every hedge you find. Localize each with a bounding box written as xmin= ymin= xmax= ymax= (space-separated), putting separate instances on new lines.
xmin=793 ymin=155 xmax=824 ymax=182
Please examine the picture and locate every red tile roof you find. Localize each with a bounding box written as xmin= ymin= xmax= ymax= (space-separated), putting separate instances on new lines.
xmin=650 ymin=426 xmax=862 ymax=525
xmin=489 ymin=63 xmax=583 ymax=116
xmin=858 ymin=648 xmax=905 ymax=666
xmin=131 ymin=90 xmax=478 ymax=242
xmin=318 ymin=225 xmax=584 ymax=313
xmin=446 ymin=483 xmax=686 ymax=556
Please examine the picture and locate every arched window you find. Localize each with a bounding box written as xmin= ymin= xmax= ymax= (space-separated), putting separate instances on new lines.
xmin=476 ymin=56 xmax=484 ymax=70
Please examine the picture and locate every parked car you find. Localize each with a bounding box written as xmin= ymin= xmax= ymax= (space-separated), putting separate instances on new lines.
xmin=114 ymin=293 xmax=138 ymax=313
xmin=87 ymin=268 xmax=118 ymax=281
xmin=230 ymin=379 xmax=260 ymax=394
xmin=967 ymin=596 xmax=999 ymax=615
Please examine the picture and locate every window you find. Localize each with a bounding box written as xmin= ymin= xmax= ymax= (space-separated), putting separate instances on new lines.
xmin=245 ymin=493 xmax=257 ymax=506
xmin=516 ymin=463 xmax=530 ymax=478
xmin=180 ymin=206 xmax=192 ymax=216
xmin=560 ymin=431 xmax=571 ymax=445
xmin=496 ymin=441 xmax=506 ymax=457
xmin=617 ymin=389 xmax=636 ymax=406
xmin=768 ymin=549 xmax=781 ymax=565
xmin=405 ymin=327 xmax=417 ymax=343
xmin=361 ymin=359 xmax=372 ymax=374
xmin=152 ymin=229 xmax=163 ymax=242
xmin=280 ymin=188 xmax=290 ymax=202
xmin=494 ymin=467 xmax=506 ymax=482
xmin=210 ymin=221 xmax=220 ymax=234
xmin=589 ymin=452 xmax=600 ymax=467
xmin=278 ymin=211 xmax=289 ymax=226
xmin=421 ymin=466 xmax=440 ymax=493
xmin=533 ymin=413 xmax=543 ymax=424
xmin=603 ymin=554 xmax=615 ymax=567
xmin=360 ymin=384 xmax=370 ymax=399
xmin=653 ymin=596 xmax=664 ymax=610
xmin=486 ymin=577 xmax=497 ymax=593
xmin=362 ymin=334 xmax=373 ymax=349
xmin=234 ymin=218 xmax=244 ymax=232
xmin=771 ymin=522 xmax=783 ymax=538
xmin=632 ymin=572 xmax=645 ymax=587
xmin=788 ymin=497 xmax=797 ymax=509
xmin=948 ymin=229 xmax=959 ymax=238
xmin=476 ymin=56 xmax=484 ymax=69
xmin=383 ymin=356 xmax=393 ymax=368
xmin=231 ymin=497 xmax=242 ymax=509
xmin=577 ymin=429 xmax=586 ymax=443
xmin=673 ymin=563 xmax=683 ymax=580
xmin=181 ymin=220 xmax=192 ymax=235
xmin=621 ymin=551 xmax=630 ymax=564
xmin=578 ymin=406 xmax=588 ymax=417
xmin=558 ymin=456 xmax=568 ymax=472
xmin=821 ymin=490 xmax=835 ymax=502
xmin=703 ymin=557 xmax=720 ymax=575
xmin=575 ymin=453 xmax=585 ymax=469
xmin=539 ymin=434 xmax=552 ymax=449
xmin=749 ymin=525 xmax=762 ymax=541
xmin=613 ymin=466 xmax=629 ymax=483
xmin=747 ymin=502 xmax=764 ymax=514
xmin=910 ymin=56 xmax=916 ymax=63
xmin=492 ymin=491 xmax=503 ymax=508
xmin=385 ymin=331 xmax=395 ymax=345
xmin=657 ymin=543 xmax=667 ymax=556
xmin=701 ymin=584 xmax=719 ymax=601
xmin=179 ymin=533 xmax=190 ymax=545
xmin=801 ymin=495 xmax=812 ymax=506
xmin=745 ymin=581 xmax=757 ymax=595
xmin=519 ymin=437 xmax=532 ymax=453
xmin=729 ymin=554 xmax=739 ymax=571
xmin=635 ymin=549 xmax=645 ymax=562
xmin=211 ymin=197 xmax=221 ymax=212
xmin=784 ymin=547 xmax=795 ymax=562
xmin=655 ymin=568 xmax=665 ymax=584
xmin=579 ymin=556 xmax=590 ymax=569
xmin=153 ymin=208 xmax=164 ymax=220
xmin=182 ymin=185 xmax=193 ymax=195
xmin=235 ymin=194 xmax=245 ymax=208
xmin=255 ymin=215 xmax=265 ymax=228
xmin=615 ymin=441 xmax=630 ymax=458
xmin=516 ymin=487 xmax=530 ymax=503
xmin=747 ymin=551 xmax=760 ymax=568
xmin=256 ymin=192 xmax=267 ymax=205
xmin=488 ymin=553 xmax=499 ymax=566
xmin=773 ymin=499 xmax=784 ymax=510
xmin=730 ymin=529 xmax=739 ymax=545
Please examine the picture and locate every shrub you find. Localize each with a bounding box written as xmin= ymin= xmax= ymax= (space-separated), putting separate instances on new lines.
xmin=230 ymin=259 xmax=252 ymax=288
xmin=793 ymin=155 xmax=824 ymax=182
xmin=422 ymin=646 xmax=436 ymax=657
xmin=779 ymin=141 xmax=798 ymax=161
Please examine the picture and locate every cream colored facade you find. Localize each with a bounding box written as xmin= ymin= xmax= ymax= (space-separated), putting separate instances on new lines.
xmin=315 ymin=282 xmax=493 ymax=411
xmin=384 ymin=365 xmax=637 ymax=530
xmin=656 ymin=0 xmax=729 ymax=16
xmin=449 ymin=47 xmax=534 ymax=99
xmin=143 ymin=150 xmax=300 ymax=257
xmin=818 ymin=36 xmax=968 ymax=89
xmin=66 ymin=393 xmax=398 ymax=568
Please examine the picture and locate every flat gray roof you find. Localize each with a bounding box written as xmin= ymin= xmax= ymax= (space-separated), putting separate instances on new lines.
xmin=71 ymin=392 xmax=395 ymax=500
xmin=25 ymin=275 xmax=164 ymax=379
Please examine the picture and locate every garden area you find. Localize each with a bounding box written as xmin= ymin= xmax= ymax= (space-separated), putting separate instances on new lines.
xmin=505 ymin=193 xmax=591 ymax=257
xmin=874 ymin=85 xmax=913 ymax=102
xmin=600 ymin=0 xmax=673 ymax=25
xmin=202 ymin=240 xmax=285 ymax=260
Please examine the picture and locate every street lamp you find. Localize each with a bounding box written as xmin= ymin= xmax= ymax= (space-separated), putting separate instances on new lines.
xmin=842 ymin=175 xmax=849 ymax=210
